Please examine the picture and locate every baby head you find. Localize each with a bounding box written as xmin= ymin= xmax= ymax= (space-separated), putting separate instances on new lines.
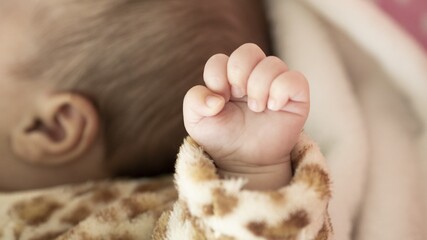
xmin=0 ymin=0 xmax=270 ymax=190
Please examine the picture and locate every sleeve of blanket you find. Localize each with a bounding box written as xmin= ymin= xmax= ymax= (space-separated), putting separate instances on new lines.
xmin=153 ymin=133 xmax=333 ymax=240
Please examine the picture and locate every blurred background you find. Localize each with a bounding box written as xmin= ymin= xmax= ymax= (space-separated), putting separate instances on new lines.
xmin=376 ymin=0 xmax=427 ymax=52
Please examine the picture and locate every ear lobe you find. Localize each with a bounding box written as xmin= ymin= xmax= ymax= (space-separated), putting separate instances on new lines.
xmin=11 ymin=93 xmax=100 ymax=166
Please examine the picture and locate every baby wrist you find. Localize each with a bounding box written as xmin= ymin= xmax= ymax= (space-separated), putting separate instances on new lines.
xmin=216 ymin=160 xmax=292 ymax=191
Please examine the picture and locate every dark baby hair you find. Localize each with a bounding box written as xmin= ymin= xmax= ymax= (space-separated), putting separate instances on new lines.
xmin=18 ymin=0 xmax=271 ymax=177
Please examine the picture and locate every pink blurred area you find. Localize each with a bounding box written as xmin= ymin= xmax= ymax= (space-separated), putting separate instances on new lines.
xmin=376 ymin=0 xmax=427 ymax=52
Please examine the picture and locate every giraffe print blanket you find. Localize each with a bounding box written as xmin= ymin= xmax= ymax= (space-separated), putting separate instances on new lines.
xmin=0 ymin=133 xmax=332 ymax=240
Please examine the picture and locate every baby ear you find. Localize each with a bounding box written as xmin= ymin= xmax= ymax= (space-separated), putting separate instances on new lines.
xmin=11 ymin=92 xmax=100 ymax=166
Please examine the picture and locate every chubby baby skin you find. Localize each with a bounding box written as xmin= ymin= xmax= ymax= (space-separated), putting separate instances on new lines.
xmin=184 ymin=43 xmax=310 ymax=190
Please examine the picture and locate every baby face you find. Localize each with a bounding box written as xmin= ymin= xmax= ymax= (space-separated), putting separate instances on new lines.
xmin=0 ymin=5 xmax=44 ymax=190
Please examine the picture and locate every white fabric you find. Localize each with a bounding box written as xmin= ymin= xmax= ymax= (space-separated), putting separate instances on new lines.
xmin=266 ymin=1 xmax=427 ymax=239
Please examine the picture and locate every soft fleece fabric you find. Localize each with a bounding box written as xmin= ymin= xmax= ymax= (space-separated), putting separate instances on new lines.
xmin=0 ymin=134 xmax=332 ymax=240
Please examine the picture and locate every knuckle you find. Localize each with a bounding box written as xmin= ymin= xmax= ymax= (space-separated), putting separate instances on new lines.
xmin=206 ymin=54 xmax=227 ymax=67
xmin=261 ymin=56 xmax=287 ymax=73
xmin=272 ymin=74 xmax=289 ymax=89
xmin=241 ymin=42 xmax=260 ymax=51
xmin=211 ymin=53 xmax=228 ymax=62
xmin=237 ymin=43 xmax=265 ymax=58
xmin=265 ymin=55 xmax=284 ymax=65
xmin=228 ymin=64 xmax=243 ymax=82
xmin=248 ymin=85 xmax=267 ymax=99
xmin=289 ymin=70 xmax=307 ymax=82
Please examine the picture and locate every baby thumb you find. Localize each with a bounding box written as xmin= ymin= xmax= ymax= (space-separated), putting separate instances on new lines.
xmin=183 ymin=85 xmax=225 ymax=126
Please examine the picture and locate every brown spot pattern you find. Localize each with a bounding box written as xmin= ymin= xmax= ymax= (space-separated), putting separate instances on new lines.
xmin=286 ymin=210 xmax=310 ymax=229
xmin=133 ymin=179 xmax=171 ymax=193
xmin=189 ymin=216 xmax=208 ymax=240
xmin=11 ymin=196 xmax=62 ymax=225
xmin=247 ymin=210 xmax=310 ymax=239
xmin=123 ymin=197 xmax=147 ymax=219
xmin=291 ymin=144 xmax=312 ymax=171
xmin=91 ymin=187 xmax=119 ymax=203
xmin=29 ymin=230 xmax=67 ymax=240
xmin=212 ymin=188 xmax=238 ymax=216
xmin=267 ymin=191 xmax=286 ymax=204
xmin=152 ymin=212 xmax=171 ymax=240
xmin=320 ymin=213 xmax=333 ymax=239
xmin=315 ymin=222 xmax=329 ymax=240
xmin=202 ymin=204 xmax=214 ymax=216
xmin=65 ymin=231 xmax=98 ymax=240
xmin=177 ymin=201 xmax=207 ymax=240
xmin=61 ymin=204 xmax=91 ymax=225
xmin=71 ymin=185 xmax=97 ymax=197
xmin=327 ymin=213 xmax=333 ymax=233
xmin=188 ymin=160 xmax=217 ymax=182
xmin=95 ymin=207 xmax=119 ymax=222
xmin=110 ymin=232 xmax=134 ymax=240
xmin=191 ymin=225 xmax=208 ymax=240
xmin=14 ymin=224 xmax=23 ymax=239
xmin=186 ymin=137 xmax=218 ymax=182
xmin=293 ymin=164 xmax=331 ymax=199
xmin=121 ymin=195 xmax=161 ymax=219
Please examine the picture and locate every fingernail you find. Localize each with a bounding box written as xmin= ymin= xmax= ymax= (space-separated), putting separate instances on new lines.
xmin=268 ymin=99 xmax=278 ymax=110
xmin=231 ymin=86 xmax=244 ymax=98
xmin=248 ymin=99 xmax=259 ymax=112
xmin=205 ymin=95 xmax=223 ymax=109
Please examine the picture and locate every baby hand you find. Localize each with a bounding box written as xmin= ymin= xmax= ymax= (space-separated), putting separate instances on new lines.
xmin=183 ymin=43 xmax=309 ymax=190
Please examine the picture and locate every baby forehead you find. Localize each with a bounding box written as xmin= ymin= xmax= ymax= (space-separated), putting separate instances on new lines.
xmin=0 ymin=3 xmax=39 ymax=37
xmin=0 ymin=0 xmax=71 ymax=46
xmin=0 ymin=1 xmax=40 ymax=31
xmin=0 ymin=2 xmax=45 ymax=71
xmin=0 ymin=1 xmax=65 ymax=29
xmin=0 ymin=0 xmax=36 ymax=15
